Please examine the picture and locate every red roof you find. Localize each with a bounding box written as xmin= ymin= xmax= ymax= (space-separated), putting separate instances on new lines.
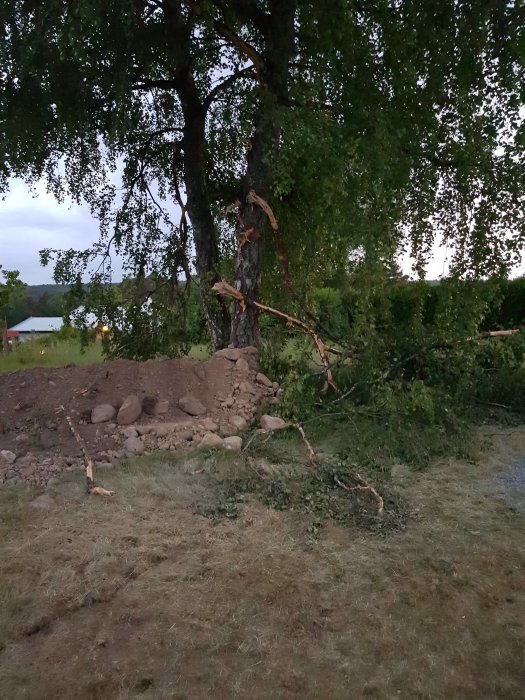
xmin=4 ymin=330 xmax=19 ymax=339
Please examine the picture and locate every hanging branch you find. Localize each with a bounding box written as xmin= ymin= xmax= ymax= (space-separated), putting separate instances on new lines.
xmin=334 ymin=474 xmax=384 ymax=518
xmin=60 ymin=406 xmax=114 ymax=497
xmin=212 ymin=280 xmax=338 ymax=392
xmin=246 ymin=189 xmax=295 ymax=294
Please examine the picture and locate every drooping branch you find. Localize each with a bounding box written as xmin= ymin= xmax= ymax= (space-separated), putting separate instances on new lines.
xmin=203 ymin=66 xmax=256 ymax=111
xmin=212 ymin=280 xmax=338 ymax=392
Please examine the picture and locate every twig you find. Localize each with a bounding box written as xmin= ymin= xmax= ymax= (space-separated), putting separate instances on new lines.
xmin=334 ymin=474 xmax=384 ymax=517
xmin=59 ymin=406 xmax=114 ymax=497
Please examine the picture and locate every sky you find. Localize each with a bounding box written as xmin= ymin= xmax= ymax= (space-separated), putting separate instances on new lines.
xmin=0 ymin=178 xmax=522 ymax=284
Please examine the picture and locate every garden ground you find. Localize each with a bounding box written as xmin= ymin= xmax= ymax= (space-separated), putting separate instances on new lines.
xmin=0 ymin=425 xmax=524 ymax=699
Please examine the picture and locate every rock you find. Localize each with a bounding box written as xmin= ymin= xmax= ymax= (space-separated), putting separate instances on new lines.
xmin=154 ymin=400 xmax=169 ymax=415
xmin=224 ymin=396 xmax=235 ymax=408
xmin=238 ymin=381 xmax=256 ymax=396
xmin=178 ymin=430 xmax=194 ymax=442
xmin=48 ymin=380 xmax=56 ymax=387
xmin=46 ymin=478 xmax=60 ymax=489
xmin=0 ymin=450 xmax=17 ymax=464
xmin=242 ymin=346 xmax=258 ymax=356
xmin=91 ymin=404 xmax=117 ymax=424
xmin=256 ymin=372 xmax=273 ymax=388
xmin=121 ymin=426 xmax=138 ymax=439
xmin=179 ymin=394 xmax=206 ymax=416
xmin=117 ymin=395 xmax=142 ymax=425
xmin=229 ymin=415 xmax=248 ymax=432
xmin=236 ymin=358 xmax=250 ymax=373
xmin=123 ymin=436 xmax=145 ymax=454
xmin=200 ymin=432 xmax=224 ymax=449
xmin=193 ymin=364 xmax=206 ymax=381
xmin=153 ymin=423 xmax=182 ymax=437
xmin=260 ymin=415 xmax=289 ymax=431
xmin=214 ymin=347 xmax=241 ymax=361
xmin=223 ymin=436 xmax=242 ymax=452
xmin=15 ymin=433 xmax=30 ymax=444
xmin=201 ymin=417 xmax=219 ymax=432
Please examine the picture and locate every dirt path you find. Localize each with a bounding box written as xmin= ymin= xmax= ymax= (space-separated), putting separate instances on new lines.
xmin=0 ymin=427 xmax=524 ymax=699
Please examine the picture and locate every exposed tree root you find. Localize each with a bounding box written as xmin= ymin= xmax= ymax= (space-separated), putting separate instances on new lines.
xmin=212 ymin=280 xmax=338 ymax=392
xmin=60 ymin=406 xmax=114 ymax=497
xmin=334 ymin=474 xmax=384 ymax=517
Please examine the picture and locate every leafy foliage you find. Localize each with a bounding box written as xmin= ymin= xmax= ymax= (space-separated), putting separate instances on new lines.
xmin=1 ymin=1 xmax=524 ymax=351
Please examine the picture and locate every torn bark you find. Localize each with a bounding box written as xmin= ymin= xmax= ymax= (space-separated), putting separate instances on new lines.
xmin=213 ymin=280 xmax=338 ymax=392
xmin=60 ymin=407 xmax=114 ymax=497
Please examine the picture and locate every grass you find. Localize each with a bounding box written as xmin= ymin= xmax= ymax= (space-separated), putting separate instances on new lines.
xmin=0 ymin=338 xmax=211 ymax=372
xmin=0 ymin=337 xmax=104 ymax=372
xmin=0 ymin=429 xmax=524 ymax=698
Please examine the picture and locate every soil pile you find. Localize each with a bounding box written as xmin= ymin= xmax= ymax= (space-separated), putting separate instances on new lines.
xmin=0 ymin=347 xmax=279 ymax=486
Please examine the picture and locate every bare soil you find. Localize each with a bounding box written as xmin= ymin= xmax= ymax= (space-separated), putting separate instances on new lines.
xmin=0 ymin=349 xmax=274 ymax=486
xmin=0 ymin=425 xmax=524 ymax=699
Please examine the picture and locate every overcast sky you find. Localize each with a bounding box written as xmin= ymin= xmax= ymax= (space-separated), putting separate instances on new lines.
xmin=0 ymin=178 xmax=522 ymax=284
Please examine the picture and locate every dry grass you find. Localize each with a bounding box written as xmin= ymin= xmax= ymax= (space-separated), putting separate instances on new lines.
xmin=0 ymin=430 xmax=524 ymax=699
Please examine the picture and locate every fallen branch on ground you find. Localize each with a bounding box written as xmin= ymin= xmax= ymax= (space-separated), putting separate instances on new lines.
xmin=334 ymin=474 xmax=384 ymax=517
xmin=293 ymin=423 xmax=317 ymax=465
xmin=60 ymin=406 xmax=114 ymax=497
xmin=212 ymin=280 xmax=338 ymax=392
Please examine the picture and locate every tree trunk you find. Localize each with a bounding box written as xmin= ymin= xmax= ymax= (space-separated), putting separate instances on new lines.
xmin=181 ymin=108 xmax=231 ymax=351
xmin=230 ymin=132 xmax=267 ymax=347
xmin=229 ymin=0 xmax=297 ymax=348
xmin=164 ymin=0 xmax=231 ymax=351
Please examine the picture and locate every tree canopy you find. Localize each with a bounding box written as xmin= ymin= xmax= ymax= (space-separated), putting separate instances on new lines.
xmin=1 ymin=0 xmax=524 ymax=353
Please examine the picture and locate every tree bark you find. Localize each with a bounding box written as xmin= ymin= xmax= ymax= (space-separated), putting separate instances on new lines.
xmin=181 ymin=105 xmax=231 ymax=350
xmin=230 ymin=0 xmax=297 ymax=348
xmin=164 ymin=0 xmax=231 ymax=350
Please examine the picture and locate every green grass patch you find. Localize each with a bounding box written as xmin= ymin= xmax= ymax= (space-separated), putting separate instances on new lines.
xmin=0 ymin=338 xmax=103 ymax=372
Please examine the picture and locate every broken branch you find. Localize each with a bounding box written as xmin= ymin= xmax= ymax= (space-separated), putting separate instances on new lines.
xmin=334 ymin=474 xmax=384 ymax=517
xmin=293 ymin=423 xmax=317 ymax=465
xmin=212 ymin=281 xmax=338 ymax=392
xmin=60 ymin=406 xmax=114 ymax=497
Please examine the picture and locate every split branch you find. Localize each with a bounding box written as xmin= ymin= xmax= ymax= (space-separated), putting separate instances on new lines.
xmin=212 ymin=280 xmax=338 ymax=392
xmin=334 ymin=474 xmax=384 ymax=517
xmin=246 ymin=190 xmax=294 ymax=294
xmin=60 ymin=406 xmax=114 ymax=497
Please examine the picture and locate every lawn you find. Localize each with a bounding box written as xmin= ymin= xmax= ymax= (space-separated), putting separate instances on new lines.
xmin=0 ymin=338 xmax=211 ymax=372
xmin=0 ymin=427 xmax=524 ymax=699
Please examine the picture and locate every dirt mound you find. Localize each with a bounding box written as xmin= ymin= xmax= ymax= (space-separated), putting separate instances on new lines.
xmin=0 ymin=347 xmax=279 ymax=487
